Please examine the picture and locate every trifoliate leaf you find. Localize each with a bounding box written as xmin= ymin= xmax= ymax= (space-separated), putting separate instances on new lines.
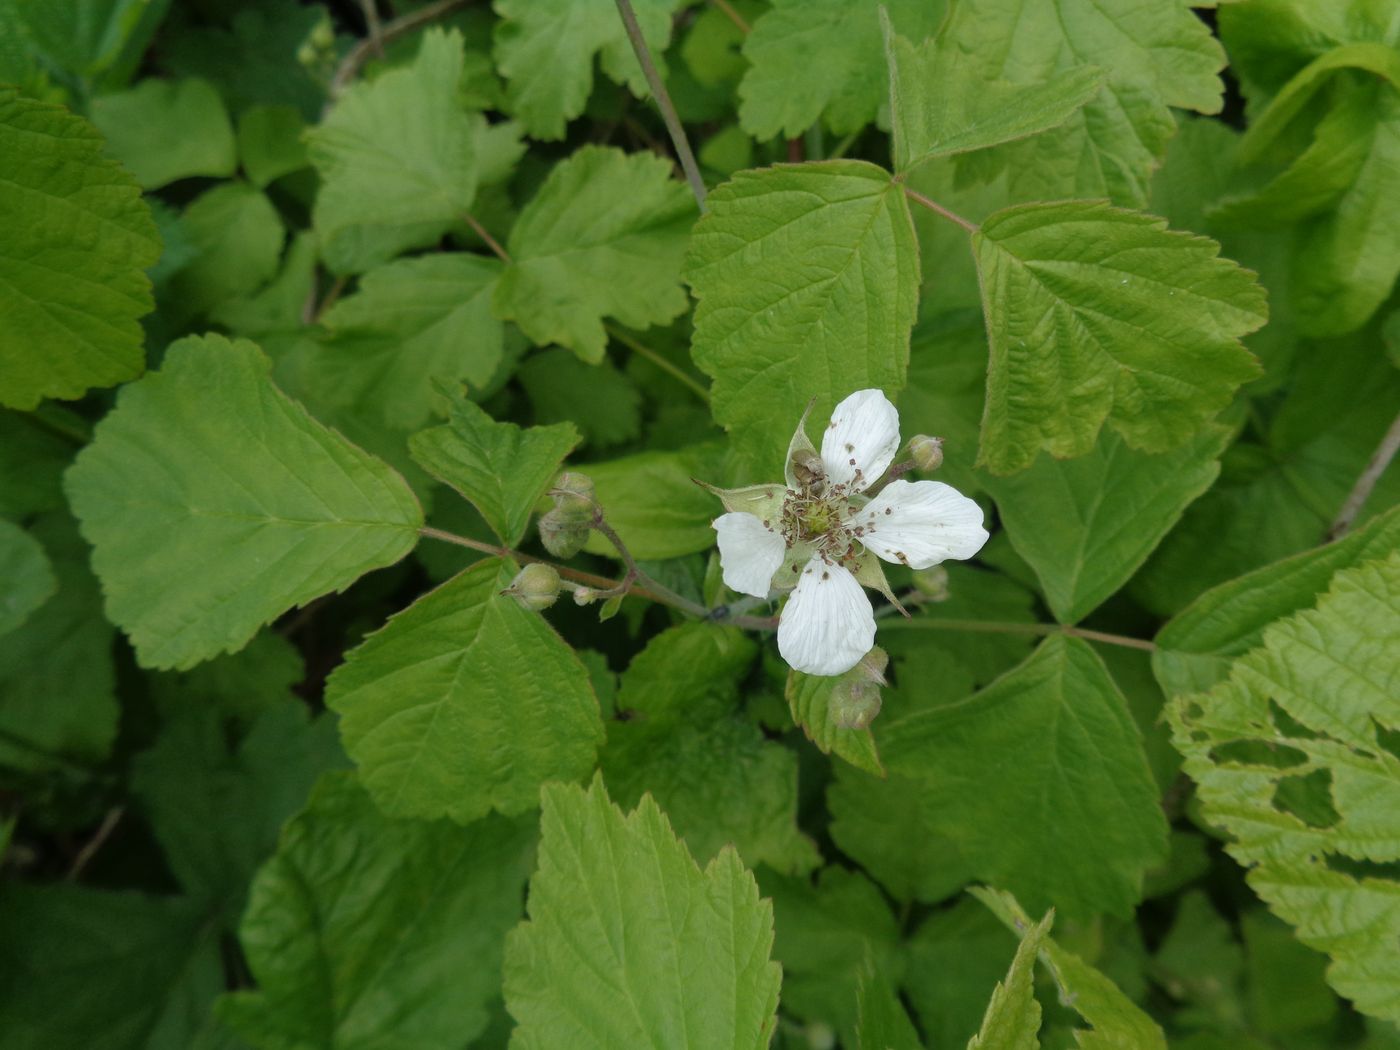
xmin=602 ymin=625 xmax=819 ymax=874
xmin=974 ymin=200 xmax=1267 ymax=474
xmin=0 ymin=514 xmax=117 ymax=772
xmin=308 ymin=29 xmax=490 ymax=274
xmin=0 ymin=883 xmax=223 ymax=1050
xmin=131 ymin=704 xmax=346 ymax=918
xmin=1169 ymin=552 xmax=1400 ymax=1023
xmin=315 ymin=254 xmax=505 ymax=433
xmin=882 ymin=636 xmax=1168 ymax=917
xmin=327 ymin=558 xmax=603 ymax=824
xmin=219 ymin=773 xmax=535 ymax=1050
xmin=409 ymin=386 xmax=579 ymax=547
xmin=1154 ymin=506 xmax=1400 ymax=697
xmin=885 ymin=24 xmax=1103 ymax=173
xmin=0 ymin=87 xmax=160 ymax=409
xmin=984 ymin=426 xmax=1231 ymax=623
xmin=855 ymin=965 xmax=923 ymax=1050
xmin=65 ymin=333 xmax=423 ymax=670
xmin=579 ymin=443 xmax=724 ymax=560
xmin=0 ymin=519 xmax=54 ymax=638
xmin=973 ymin=887 xmax=1168 ymax=1050
xmin=785 ymin=670 xmax=884 ymax=776
xmin=737 ymin=0 xmax=940 ymax=140
xmin=236 ymin=104 xmax=308 ymax=188
xmin=171 ymin=182 xmax=285 ymax=315
xmin=518 ymin=348 xmax=643 ymax=449
xmin=492 ymin=0 xmax=681 ymax=140
xmin=761 ymin=867 xmax=902 ymax=1042
xmin=687 ymin=161 xmax=919 ymax=478
xmin=494 ymin=147 xmax=694 ymax=363
xmin=503 ymin=776 xmax=782 ymax=1049
xmin=90 ymin=77 xmax=236 ymax=189
xmin=966 ymin=908 xmax=1050 ymax=1050
xmin=937 ymin=0 xmax=1225 ymax=205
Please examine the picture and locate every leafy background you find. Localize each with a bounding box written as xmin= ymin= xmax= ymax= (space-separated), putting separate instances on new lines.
xmin=2 ymin=1 xmax=1399 ymax=1048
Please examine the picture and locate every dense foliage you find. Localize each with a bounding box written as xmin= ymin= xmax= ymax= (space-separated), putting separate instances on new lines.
xmin=2 ymin=1 xmax=1400 ymax=1048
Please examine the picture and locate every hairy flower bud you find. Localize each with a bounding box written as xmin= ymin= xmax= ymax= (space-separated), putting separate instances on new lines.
xmin=550 ymin=471 xmax=595 ymax=516
xmin=912 ymin=564 xmax=950 ymax=601
xmin=572 ymin=586 xmax=599 ymax=606
xmin=907 ymin=434 xmax=944 ymax=472
xmin=538 ymin=508 xmax=589 ymax=558
xmin=502 ymin=563 xmax=561 ymax=612
xmin=830 ymin=647 xmax=888 ymax=729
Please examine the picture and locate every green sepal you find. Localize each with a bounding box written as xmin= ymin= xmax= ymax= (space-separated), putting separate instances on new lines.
xmin=785 ymin=397 xmax=821 ymax=490
xmin=853 ymin=553 xmax=907 ymax=615
xmin=698 ymin=480 xmax=787 ymax=523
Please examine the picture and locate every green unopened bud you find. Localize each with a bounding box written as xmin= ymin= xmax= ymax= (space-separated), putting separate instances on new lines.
xmin=804 ymin=1022 xmax=837 ymax=1050
xmin=550 ymin=471 xmax=595 ymax=515
xmin=912 ymin=564 xmax=950 ymax=601
xmin=295 ymin=41 xmax=318 ymax=66
xmin=572 ymin=586 xmax=599 ymax=606
xmin=538 ymin=508 xmax=589 ymax=558
xmin=503 ymin=563 xmax=561 ymax=612
xmin=908 ymin=434 xmax=944 ymax=472
xmin=309 ymin=18 xmax=335 ymax=50
xmin=830 ymin=647 xmax=888 ymax=729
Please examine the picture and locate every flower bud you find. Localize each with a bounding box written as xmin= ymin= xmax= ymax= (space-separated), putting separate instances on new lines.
xmin=502 ymin=563 xmax=561 ymax=612
xmin=572 ymin=586 xmax=599 ymax=606
xmin=830 ymin=647 xmax=888 ymax=729
xmin=309 ymin=18 xmax=335 ymax=50
xmin=804 ymin=1023 xmax=836 ymax=1050
xmin=538 ymin=508 xmax=589 ymax=558
xmin=550 ymin=471 xmax=595 ymax=515
xmin=907 ymin=434 xmax=944 ymax=472
xmin=912 ymin=564 xmax=950 ymax=601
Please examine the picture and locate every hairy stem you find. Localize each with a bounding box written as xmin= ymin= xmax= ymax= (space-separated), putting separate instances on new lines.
xmin=878 ymin=616 xmax=1155 ymax=652
xmin=614 ymin=0 xmax=709 ymax=211
xmin=605 ymin=323 xmax=710 ymax=403
xmin=902 ymin=187 xmax=979 ymax=234
xmin=359 ymin=0 xmax=385 ymax=57
xmin=1327 ymin=409 xmax=1400 ymax=541
xmin=328 ymin=0 xmax=472 ymax=100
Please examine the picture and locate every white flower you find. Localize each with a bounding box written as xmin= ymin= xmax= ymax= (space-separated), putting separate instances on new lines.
xmin=708 ymin=389 xmax=988 ymax=676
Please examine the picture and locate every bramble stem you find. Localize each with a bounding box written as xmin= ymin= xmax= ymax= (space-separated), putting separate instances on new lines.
xmin=902 ymin=187 xmax=979 ymax=234
xmin=877 ymin=615 xmax=1155 ymax=652
xmin=605 ymin=323 xmax=710 ymax=404
xmin=462 ymin=212 xmax=512 ymax=264
xmin=710 ymin=0 xmax=750 ymax=33
xmin=614 ymin=0 xmax=709 ymax=211
xmin=328 ymin=0 xmax=472 ymax=100
xmin=359 ymin=0 xmax=385 ymax=57
xmin=1327 ymin=410 xmax=1400 ymax=540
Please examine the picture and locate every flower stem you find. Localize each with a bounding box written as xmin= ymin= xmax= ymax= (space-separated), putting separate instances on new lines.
xmin=614 ymin=0 xmax=709 ymax=212
xmin=877 ymin=616 xmax=1155 ymax=652
xmin=1327 ymin=409 xmax=1400 ymax=540
xmin=902 ymin=187 xmax=979 ymax=235
xmin=605 ymin=323 xmax=710 ymax=404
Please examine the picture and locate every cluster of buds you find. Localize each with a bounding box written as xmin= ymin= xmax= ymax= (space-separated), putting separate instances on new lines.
xmin=537 ymin=471 xmax=595 ymax=559
xmin=829 ymin=647 xmax=888 ymax=730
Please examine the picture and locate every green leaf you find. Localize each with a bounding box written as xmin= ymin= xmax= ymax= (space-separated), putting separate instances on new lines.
xmin=495 ymin=146 xmax=693 ymax=363
xmin=1169 ymin=551 xmax=1400 ymax=1023
xmin=0 ymin=513 xmax=117 ymax=771
xmin=503 ymin=776 xmax=782 ymax=1048
xmin=220 ymin=773 xmax=535 ymax=1050
xmin=902 ymin=899 xmax=1018 ymax=1049
xmin=785 ymin=670 xmax=884 ymax=775
xmin=0 ymin=409 xmax=75 ymax=519
xmin=1154 ymin=506 xmax=1400 ymax=697
xmin=579 ymin=443 xmax=724 ymax=560
xmin=236 ymin=104 xmax=308 ymax=188
xmin=0 ymin=87 xmax=160 ymax=410
xmin=315 ymin=254 xmax=506 ymax=434
xmin=738 ymin=0 xmax=943 ymax=140
xmin=856 ymin=965 xmax=923 ymax=1050
xmin=492 ymin=0 xmax=681 ymax=140
xmin=131 ymin=704 xmax=346 ymax=918
xmin=4 ymin=0 xmax=170 ymax=90
xmin=327 ymin=558 xmax=603 ymax=823
xmin=518 ymin=347 xmax=644 ymax=449
xmin=308 ymin=29 xmax=492 ymax=274
xmin=65 ymin=333 xmax=423 ymax=670
xmin=686 ymin=161 xmax=919 ymax=477
xmin=90 ymin=77 xmax=236 ymax=189
xmin=936 ymin=0 xmax=1225 ymax=204
xmin=409 ymin=387 xmax=579 ymax=547
xmin=148 ymin=630 xmax=304 ymax=727
xmin=0 ymin=882 xmax=223 ymax=1050
xmin=973 ymin=201 xmax=1267 ymax=474
xmin=884 ymin=24 xmax=1103 ymax=172
xmin=1242 ymin=910 xmax=1338 ymax=1036
xmin=965 ymin=908 xmax=1050 ymax=1050
xmin=881 ymin=636 xmax=1168 ymax=917
xmin=171 ymin=182 xmax=285 ymax=315
xmin=0 ymin=518 xmax=54 ymax=638
xmin=1149 ymin=890 xmax=1243 ymax=1026
xmin=602 ymin=624 xmax=819 ymax=874
xmin=984 ymin=426 xmax=1232 ymax=623
xmin=973 ymin=887 xmax=1168 ymax=1050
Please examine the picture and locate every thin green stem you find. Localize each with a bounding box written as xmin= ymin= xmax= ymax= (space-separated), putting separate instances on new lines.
xmin=614 ymin=0 xmax=709 ymax=211
xmin=902 ymin=186 xmax=979 ymax=234
xmin=605 ymin=324 xmax=710 ymax=404
xmin=877 ymin=616 xmax=1155 ymax=652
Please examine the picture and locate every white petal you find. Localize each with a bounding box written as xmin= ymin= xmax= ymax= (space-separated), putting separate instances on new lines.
xmin=854 ymin=480 xmax=989 ymax=569
xmin=777 ymin=557 xmax=876 ymax=676
xmin=821 ymin=389 xmax=901 ymax=492
xmin=713 ymin=512 xmax=785 ymax=598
